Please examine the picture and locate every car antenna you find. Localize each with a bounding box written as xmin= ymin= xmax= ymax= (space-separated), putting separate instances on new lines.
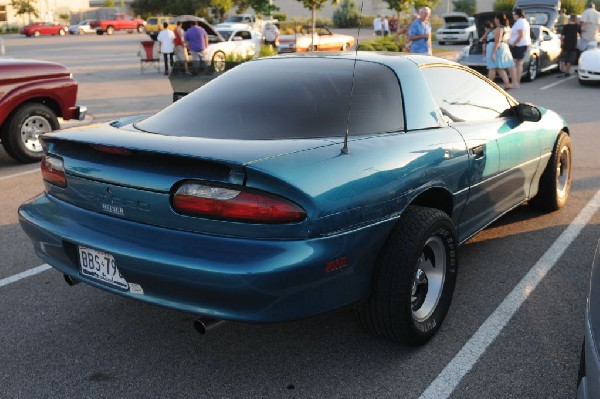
xmin=341 ymin=0 xmax=363 ymax=155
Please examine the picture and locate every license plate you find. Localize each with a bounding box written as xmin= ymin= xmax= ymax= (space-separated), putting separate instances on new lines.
xmin=78 ymin=246 xmax=129 ymax=290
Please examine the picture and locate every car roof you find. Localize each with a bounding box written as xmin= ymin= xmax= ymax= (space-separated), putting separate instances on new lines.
xmin=267 ymin=51 xmax=457 ymax=69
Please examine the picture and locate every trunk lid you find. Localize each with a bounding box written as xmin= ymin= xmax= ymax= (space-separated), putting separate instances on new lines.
xmin=41 ymin=121 xmax=339 ymax=238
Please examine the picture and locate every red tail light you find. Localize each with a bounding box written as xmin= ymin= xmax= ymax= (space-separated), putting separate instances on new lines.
xmin=172 ymin=182 xmax=306 ymax=224
xmin=41 ymin=155 xmax=66 ymax=188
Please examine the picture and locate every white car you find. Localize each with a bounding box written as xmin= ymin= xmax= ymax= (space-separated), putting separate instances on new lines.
xmin=578 ymin=46 xmax=600 ymax=85
xmin=436 ymin=12 xmax=477 ymax=45
xmin=206 ymin=25 xmax=261 ymax=71
xmin=68 ymin=19 xmax=96 ymax=35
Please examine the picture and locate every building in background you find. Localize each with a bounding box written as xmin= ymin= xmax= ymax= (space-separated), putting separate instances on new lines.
xmin=0 ymin=0 xmax=89 ymax=28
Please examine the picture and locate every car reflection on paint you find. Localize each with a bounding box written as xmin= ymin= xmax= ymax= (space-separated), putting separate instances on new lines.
xmin=19 ymin=52 xmax=571 ymax=345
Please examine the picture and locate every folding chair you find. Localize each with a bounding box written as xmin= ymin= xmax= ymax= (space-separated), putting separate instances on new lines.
xmin=139 ymin=41 xmax=160 ymax=73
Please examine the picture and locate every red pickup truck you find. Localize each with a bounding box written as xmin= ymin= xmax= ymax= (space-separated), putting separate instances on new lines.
xmin=91 ymin=14 xmax=146 ymax=35
xmin=0 ymin=59 xmax=86 ymax=163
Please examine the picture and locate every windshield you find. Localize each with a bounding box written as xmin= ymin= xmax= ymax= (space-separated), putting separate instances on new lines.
xmin=225 ymin=16 xmax=243 ymax=22
xmin=217 ymin=30 xmax=232 ymax=40
xmin=526 ymin=12 xmax=549 ymax=26
xmin=136 ymin=58 xmax=404 ymax=139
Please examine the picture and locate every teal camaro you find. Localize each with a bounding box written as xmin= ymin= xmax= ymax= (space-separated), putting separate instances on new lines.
xmin=18 ymin=52 xmax=571 ymax=345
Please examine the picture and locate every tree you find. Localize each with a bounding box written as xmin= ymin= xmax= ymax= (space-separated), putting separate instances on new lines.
xmin=452 ymin=0 xmax=475 ymax=15
xmin=10 ymin=0 xmax=38 ymax=24
xmin=103 ymin=0 xmax=115 ymax=6
xmin=333 ymin=0 xmax=360 ymax=27
xmin=382 ymin=0 xmax=412 ymax=15
xmin=211 ymin=0 xmax=234 ymax=22
xmin=297 ymin=0 xmax=339 ymax=48
xmin=559 ymin=0 xmax=585 ymax=15
xmin=414 ymin=0 xmax=441 ymax=11
xmin=493 ymin=0 xmax=515 ymax=12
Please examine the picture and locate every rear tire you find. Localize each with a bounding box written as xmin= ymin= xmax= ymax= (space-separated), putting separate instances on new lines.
xmin=357 ymin=206 xmax=458 ymax=345
xmin=467 ymin=33 xmax=474 ymax=45
xmin=212 ymin=51 xmax=226 ymax=72
xmin=525 ymin=55 xmax=538 ymax=81
xmin=33 ymin=30 xmax=40 ymax=37
xmin=530 ymin=131 xmax=572 ymax=211
xmin=0 ymin=103 xmax=59 ymax=163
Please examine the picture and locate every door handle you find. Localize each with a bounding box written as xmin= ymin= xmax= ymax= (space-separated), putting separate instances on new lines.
xmin=470 ymin=145 xmax=485 ymax=159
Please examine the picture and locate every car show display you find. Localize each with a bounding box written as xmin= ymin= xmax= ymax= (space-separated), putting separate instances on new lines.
xmin=19 ymin=52 xmax=572 ymax=346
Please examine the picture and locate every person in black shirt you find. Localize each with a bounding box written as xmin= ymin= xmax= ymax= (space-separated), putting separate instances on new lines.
xmin=558 ymin=14 xmax=581 ymax=77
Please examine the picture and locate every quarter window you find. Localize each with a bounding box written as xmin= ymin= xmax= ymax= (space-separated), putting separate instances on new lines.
xmin=421 ymin=66 xmax=512 ymax=123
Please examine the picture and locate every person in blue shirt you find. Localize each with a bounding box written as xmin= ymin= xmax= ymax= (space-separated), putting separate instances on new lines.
xmin=408 ymin=7 xmax=432 ymax=55
xmin=183 ymin=21 xmax=208 ymax=63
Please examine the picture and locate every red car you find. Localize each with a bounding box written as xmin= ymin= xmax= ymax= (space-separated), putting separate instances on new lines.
xmin=91 ymin=14 xmax=146 ymax=35
xmin=0 ymin=59 xmax=86 ymax=163
xmin=21 ymin=22 xmax=67 ymax=37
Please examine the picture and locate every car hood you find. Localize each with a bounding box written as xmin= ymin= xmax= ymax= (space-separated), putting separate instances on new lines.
xmin=443 ymin=13 xmax=470 ymax=24
xmin=0 ymin=59 xmax=70 ymax=81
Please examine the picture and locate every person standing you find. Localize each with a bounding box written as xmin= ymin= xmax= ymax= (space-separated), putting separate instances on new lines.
xmin=184 ymin=21 xmax=209 ymax=64
xmin=580 ymin=2 xmax=599 ymax=51
xmin=383 ymin=16 xmax=390 ymax=37
xmin=556 ymin=8 xmax=569 ymax=34
xmin=389 ymin=15 xmax=398 ymax=35
xmin=262 ymin=21 xmax=279 ymax=48
xmin=486 ymin=13 xmax=514 ymax=90
xmin=508 ymin=8 xmax=531 ymax=88
xmin=173 ymin=21 xmax=188 ymax=74
xmin=373 ymin=15 xmax=382 ymax=36
xmin=156 ymin=22 xmax=175 ymax=76
xmin=407 ymin=7 xmax=432 ymax=55
xmin=558 ymin=14 xmax=581 ymax=77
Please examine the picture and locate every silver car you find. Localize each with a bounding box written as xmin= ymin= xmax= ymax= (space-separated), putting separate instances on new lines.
xmin=68 ymin=19 xmax=96 ymax=35
xmin=578 ymin=240 xmax=600 ymax=398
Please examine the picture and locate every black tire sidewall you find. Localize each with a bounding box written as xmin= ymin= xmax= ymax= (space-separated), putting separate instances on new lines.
xmin=3 ymin=103 xmax=58 ymax=163
xmin=394 ymin=216 xmax=458 ymax=342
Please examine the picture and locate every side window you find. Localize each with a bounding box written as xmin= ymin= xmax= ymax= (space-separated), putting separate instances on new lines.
xmin=421 ymin=66 xmax=512 ymax=123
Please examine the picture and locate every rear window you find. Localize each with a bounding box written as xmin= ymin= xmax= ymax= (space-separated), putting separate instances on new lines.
xmin=147 ymin=18 xmax=158 ymax=24
xmin=136 ymin=58 xmax=404 ymax=139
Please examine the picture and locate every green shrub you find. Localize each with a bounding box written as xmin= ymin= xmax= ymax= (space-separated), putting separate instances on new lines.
xmin=333 ymin=0 xmax=361 ymax=28
xmin=452 ymin=0 xmax=476 ymax=15
xmin=272 ymin=13 xmax=287 ymax=21
xmin=560 ymin=0 xmax=585 ymax=15
xmin=360 ymin=15 xmax=375 ymax=27
xmin=259 ymin=44 xmax=279 ymax=57
xmin=493 ymin=0 xmax=516 ymax=12
xmin=357 ymin=42 xmax=375 ymax=51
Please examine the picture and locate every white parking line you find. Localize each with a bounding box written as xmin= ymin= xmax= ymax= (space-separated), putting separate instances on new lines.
xmin=0 ymin=168 xmax=39 ymax=182
xmin=0 ymin=264 xmax=52 ymax=288
xmin=419 ymin=189 xmax=600 ymax=399
xmin=540 ymin=74 xmax=576 ymax=90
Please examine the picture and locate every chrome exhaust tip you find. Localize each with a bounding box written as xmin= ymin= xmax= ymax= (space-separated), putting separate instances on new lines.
xmin=193 ymin=317 xmax=225 ymax=335
xmin=63 ymin=274 xmax=80 ymax=286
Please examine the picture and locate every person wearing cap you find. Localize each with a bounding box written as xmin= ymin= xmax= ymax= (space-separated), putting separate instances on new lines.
xmin=580 ymin=1 xmax=599 ymax=51
xmin=263 ymin=21 xmax=279 ymax=48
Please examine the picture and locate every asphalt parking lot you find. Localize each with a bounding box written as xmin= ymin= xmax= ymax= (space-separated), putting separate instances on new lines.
xmin=1 ymin=31 xmax=600 ymax=398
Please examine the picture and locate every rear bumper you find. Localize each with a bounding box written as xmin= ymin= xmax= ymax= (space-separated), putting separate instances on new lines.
xmin=19 ymin=193 xmax=392 ymax=323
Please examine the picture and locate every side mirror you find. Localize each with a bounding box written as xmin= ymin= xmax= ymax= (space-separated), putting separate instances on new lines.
xmin=516 ymin=103 xmax=542 ymax=122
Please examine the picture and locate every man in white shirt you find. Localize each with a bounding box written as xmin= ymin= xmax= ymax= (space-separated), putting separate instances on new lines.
xmin=508 ymin=8 xmax=531 ymax=88
xmin=157 ymin=22 xmax=175 ymax=76
xmin=262 ymin=22 xmax=279 ymax=48
xmin=580 ymin=1 xmax=599 ymax=51
xmin=373 ymin=15 xmax=382 ymax=36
